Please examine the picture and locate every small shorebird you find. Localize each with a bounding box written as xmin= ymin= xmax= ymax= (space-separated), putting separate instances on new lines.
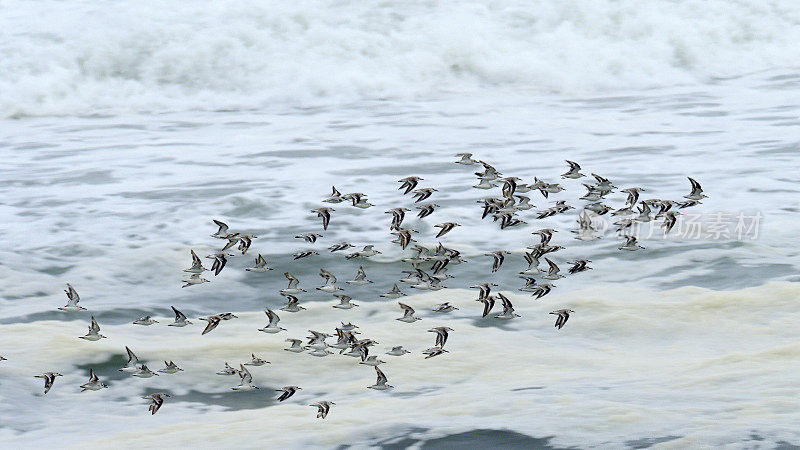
xmin=619 ymin=235 xmax=645 ymax=251
xmin=310 ymin=401 xmax=335 ymax=419
xmin=232 ymin=364 xmax=259 ymax=391
xmin=133 ymin=315 xmax=158 ymax=326
xmin=211 ymin=219 xmax=230 ymax=238
xmin=280 ymin=293 xmax=306 ymax=312
xmin=293 ymin=250 xmax=319 ymax=260
xmin=359 ymin=355 xmax=385 ymax=367
xmin=662 ymin=211 xmax=679 ymax=234
xmin=245 ymin=254 xmax=273 ymax=272
xmin=478 ymin=296 xmax=496 ymax=318
xmin=412 ymin=187 xmax=437 ymax=203
xmin=380 ymin=284 xmax=406 ymax=299
xmin=158 ymin=361 xmax=183 ymax=374
xmin=471 ymin=282 xmax=497 ymax=300
xmin=346 ymin=266 xmax=372 ymax=286
xmin=217 ymin=362 xmax=238 ymax=375
xmin=281 ymin=272 xmax=306 ymax=295
xmin=199 ymin=313 xmax=238 ymax=335
xmin=333 ymin=294 xmax=359 ymax=309
xmin=311 ymin=207 xmax=334 ymax=230
xmin=434 ymin=222 xmax=460 ymax=238
xmin=416 ymin=203 xmax=439 ymax=219
xmin=169 ymin=306 xmax=192 ymax=327
xmin=386 ymin=346 xmax=411 ymax=356
xmin=561 ymin=160 xmax=585 ymax=179
xmin=80 ymin=369 xmax=108 ymax=391
xmin=323 ymin=186 xmax=344 ymax=203
xmin=295 ymin=233 xmax=323 ymax=243
xmin=120 ymin=346 xmax=141 ymax=373
xmin=432 ymin=302 xmax=458 ymax=313
xmin=398 ymin=176 xmax=423 ymax=194
xmin=486 ymin=251 xmax=510 ymax=272
xmin=542 ymin=258 xmax=564 ymax=280
xmin=277 ymin=386 xmax=301 ymax=402
xmin=368 ymin=366 xmax=393 ymax=390
xmin=494 ymin=293 xmax=520 ymax=319
xmin=422 ymin=347 xmax=449 ymax=359
xmin=346 ymin=245 xmax=381 ymax=259
xmin=35 ymin=372 xmax=62 ymax=394
xmin=259 ymin=309 xmax=286 ymax=333
xmin=143 ymin=393 xmax=169 ymax=415
xmin=550 ymin=309 xmax=574 ymax=329
xmin=208 ymin=253 xmax=230 ymax=276
xmin=183 ymin=250 xmax=208 ymax=274
xmin=328 ymin=242 xmax=355 ymax=252
xmin=567 ymin=259 xmax=592 ymax=274
xmin=685 ymin=177 xmax=707 ymax=200
xmin=455 ymin=153 xmax=478 ymax=165
xmin=59 ymin=283 xmax=86 ymax=311
xmin=132 ymin=365 xmax=159 ymax=378
xmin=284 ymin=339 xmax=306 ymax=353
xmin=79 ymin=316 xmax=106 ymax=341
xmin=182 ymin=273 xmax=210 ymax=288
xmin=428 ymin=326 xmax=453 ymax=347
xmin=396 ymin=303 xmax=421 ymax=323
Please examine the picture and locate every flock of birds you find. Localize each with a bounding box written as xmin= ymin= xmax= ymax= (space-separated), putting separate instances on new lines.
xmin=3 ymin=155 xmax=707 ymax=420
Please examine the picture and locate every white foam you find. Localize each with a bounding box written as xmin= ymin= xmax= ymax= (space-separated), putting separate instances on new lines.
xmin=3 ymin=0 xmax=800 ymax=117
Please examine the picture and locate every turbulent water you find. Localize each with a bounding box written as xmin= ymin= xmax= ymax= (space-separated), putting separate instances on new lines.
xmin=2 ymin=1 xmax=800 ymax=448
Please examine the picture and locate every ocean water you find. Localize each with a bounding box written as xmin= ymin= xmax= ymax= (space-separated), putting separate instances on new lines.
xmin=2 ymin=1 xmax=800 ymax=448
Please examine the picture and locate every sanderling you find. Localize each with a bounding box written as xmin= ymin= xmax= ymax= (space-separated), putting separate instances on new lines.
xmin=340 ymin=322 xmax=358 ymax=331
xmin=550 ymin=309 xmax=574 ymax=330
xmin=412 ymin=187 xmax=437 ymax=203
xmin=359 ymin=355 xmax=385 ymax=367
xmin=35 ymin=372 xmax=62 ymax=394
xmin=473 ymin=178 xmax=498 ymax=190
xmin=542 ymin=258 xmax=564 ymax=280
xmin=133 ymin=315 xmax=158 ymax=326
xmin=346 ymin=245 xmax=381 ymax=259
xmin=662 ymin=211 xmax=679 ymax=234
xmin=232 ymin=364 xmax=259 ymax=391
xmin=386 ymin=346 xmax=411 ymax=356
xmin=455 ymin=153 xmax=478 ymax=165
xmin=329 ymin=242 xmax=355 ymax=252
xmin=295 ymin=233 xmax=323 ymax=243
xmin=478 ymin=296 xmax=496 ymax=318
xmin=79 ymin=316 xmax=106 ymax=341
xmin=199 ymin=313 xmax=238 ymax=335
xmin=169 ymin=306 xmax=192 ymax=327
xmin=432 ymin=302 xmax=458 ymax=313
xmin=217 ymin=362 xmax=238 ymax=375
xmin=398 ymin=176 xmax=423 ymax=194
xmin=132 ymin=365 xmax=159 ymax=378
xmin=158 ymin=361 xmax=183 ymax=374
xmin=245 ymin=254 xmax=273 ymax=272
xmin=143 ymin=393 xmax=169 ymax=415
xmin=486 ymin=250 xmax=510 ymax=272
xmin=416 ymin=203 xmax=439 ymax=219
xmin=561 ymin=160 xmax=585 ymax=179
xmin=428 ymin=326 xmax=453 ymax=347
xmin=310 ymin=401 xmax=335 ymax=419
xmin=567 ymin=259 xmax=592 ymax=274
xmin=293 ymin=250 xmax=319 ymax=260
xmin=284 ymin=339 xmax=306 ymax=353
xmin=471 ymin=282 xmax=497 ymax=300
xmin=281 ymin=272 xmax=306 ymax=295
xmin=619 ymin=235 xmax=645 ymax=251
xmin=80 ymin=369 xmax=108 ymax=391
xmin=324 ymin=186 xmax=345 ymax=203
xmin=208 ymin=253 xmax=230 ymax=276
xmin=311 ymin=207 xmax=334 ymax=230
xmin=277 ymin=386 xmax=302 ymax=402
xmin=346 ymin=266 xmax=373 ymax=286
xmin=259 ymin=309 xmax=286 ymax=333
xmin=280 ymin=293 xmax=306 ymax=312
xmin=368 ymin=366 xmax=393 ymax=390
xmin=422 ymin=347 xmax=449 ymax=359
xmin=396 ymin=302 xmax=421 ymax=323
xmin=333 ymin=294 xmax=359 ymax=309
xmin=386 ymin=207 xmax=411 ymax=231
xmin=59 ymin=283 xmax=86 ymax=312
xmin=120 ymin=346 xmax=141 ymax=373
xmin=182 ymin=273 xmax=210 ymax=288
xmin=434 ymin=222 xmax=461 ymax=238
xmin=211 ymin=219 xmax=230 ymax=238
xmin=184 ymin=250 xmax=208 ymax=274
xmin=494 ymin=293 xmax=520 ymax=319
xmin=345 ymin=192 xmax=375 ymax=209
xmin=685 ymin=177 xmax=707 ymax=200
xmin=622 ymin=187 xmax=645 ymax=206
